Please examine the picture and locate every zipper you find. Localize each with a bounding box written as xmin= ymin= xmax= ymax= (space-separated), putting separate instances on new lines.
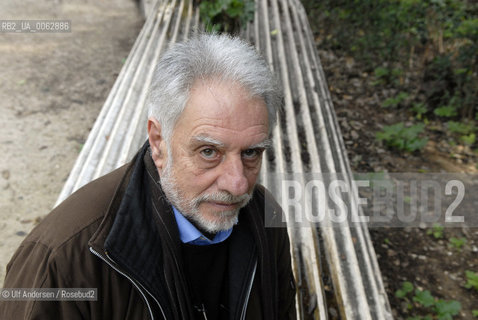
xmin=240 ymin=260 xmax=257 ymax=320
xmin=89 ymin=247 xmax=167 ymax=320
xmin=195 ymin=303 xmax=208 ymax=320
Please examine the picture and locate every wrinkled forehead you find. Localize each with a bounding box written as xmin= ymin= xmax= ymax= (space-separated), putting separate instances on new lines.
xmin=170 ymin=79 xmax=270 ymax=146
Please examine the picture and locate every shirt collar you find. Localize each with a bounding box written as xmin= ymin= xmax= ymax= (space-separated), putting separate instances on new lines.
xmin=172 ymin=206 xmax=233 ymax=246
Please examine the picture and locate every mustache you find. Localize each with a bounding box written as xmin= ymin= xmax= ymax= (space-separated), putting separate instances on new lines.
xmin=192 ymin=192 xmax=252 ymax=207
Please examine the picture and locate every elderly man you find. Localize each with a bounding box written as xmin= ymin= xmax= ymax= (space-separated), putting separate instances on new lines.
xmin=1 ymin=33 xmax=296 ymax=319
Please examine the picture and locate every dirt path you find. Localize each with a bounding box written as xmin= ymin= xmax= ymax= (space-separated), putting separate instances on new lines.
xmin=0 ymin=0 xmax=143 ymax=285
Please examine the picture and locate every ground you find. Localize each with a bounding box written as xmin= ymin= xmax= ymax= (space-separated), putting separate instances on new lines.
xmin=1 ymin=1 xmax=477 ymax=319
xmin=0 ymin=0 xmax=143 ymax=284
xmin=317 ymin=48 xmax=478 ymax=319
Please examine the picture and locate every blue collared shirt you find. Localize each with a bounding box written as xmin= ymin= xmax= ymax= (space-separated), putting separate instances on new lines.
xmin=172 ymin=206 xmax=233 ymax=246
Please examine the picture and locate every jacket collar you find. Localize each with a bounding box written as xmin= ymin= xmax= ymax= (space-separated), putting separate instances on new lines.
xmin=88 ymin=142 xmax=173 ymax=318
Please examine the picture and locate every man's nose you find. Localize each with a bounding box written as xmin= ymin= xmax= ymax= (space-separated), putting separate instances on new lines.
xmin=217 ymin=155 xmax=249 ymax=196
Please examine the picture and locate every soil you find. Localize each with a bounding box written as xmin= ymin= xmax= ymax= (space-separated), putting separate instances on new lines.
xmin=0 ymin=0 xmax=144 ymax=284
xmin=316 ymin=47 xmax=478 ymax=319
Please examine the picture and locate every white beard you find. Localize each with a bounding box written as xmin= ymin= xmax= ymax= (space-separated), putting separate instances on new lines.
xmin=159 ymin=149 xmax=252 ymax=233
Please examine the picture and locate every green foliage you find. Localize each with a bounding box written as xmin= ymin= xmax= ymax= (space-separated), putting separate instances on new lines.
xmin=461 ymin=133 xmax=476 ymax=146
xmin=374 ymin=67 xmax=389 ymax=79
xmin=456 ymin=18 xmax=478 ymax=38
xmin=396 ymin=281 xmax=462 ymax=319
xmin=435 ymin=300 xmax=461 ymax=320
xmin=434 ymin=105 xmax=458 ymax=118
xmin=472 ymin=309 xmax=478 ymax=317
xmin=200 ymin=0 xmax=254 ymax=33
xmin=373 ymin=67 xmax=402 ymax=85
xmin=412 ymin=103 xmax=428 ymax=119
xmin=447 ymin=121 xmax=476 ymax=145
xmin=449 ymin=237 xmax=466 ymax=250
xmin=447 ymin=121 xmax=474 ymax=135
xmin=376 ymin=122 xmax=427 ymax=152
xmin=305 ymin=0 xmax=477 ymax=120
xmin=396 ymin=281 xmax=414 ymax=298
xmin=427 ymin=223 xmax=444 ymax=239
xmin=382 ymin=92 xmax=409 ymax=108
xmin=413 ymin=289 xmax=435 ymax=307
xmin=465 ymin=270 xmax=478 ymax=291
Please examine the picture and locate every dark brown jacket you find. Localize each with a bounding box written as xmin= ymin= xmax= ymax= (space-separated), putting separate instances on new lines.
xmin=1 ymin=144 xmax=296 ymax=319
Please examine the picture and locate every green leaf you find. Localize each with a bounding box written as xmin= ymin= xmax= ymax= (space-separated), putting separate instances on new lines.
xmin=199 ymin=0 xmax=254 ymax=32
xmin=225 ymin=0 xmax=243 ymax=18
xmin=407 ymin=137 xmax=428 ymax=151
xmin=447 ymin=121 xmax=474 ymax=135
xmin=413 ymin=289 xmax=435 ymax=307
xmin=472 ymin=309 xmax=478 ymax=317
xmin=382 ymin=92 xmax=409 ymax=108
xmin=465 ymin=270 xmax=478 ymax=291
xmin=402 ymin=123 xmax=424 ymax=140
xmin=456 ymin=18 xmax=478 ymax=38
xmin=382 ymin=97 xmax=397 ymax=108
xmin=396 ymin=281 xmax=414 ymax=298
xmin=434 ymin=106 xmax=458 ymax=118
xmin=376 ymin=122 xmax=427 ymax=152
xmin=454 ymin=68 xmax=468 ymax=75
xmin=435 ymin=300 xmax=461 ymax=319
xmin=461 ymin=133 xmax=476 ymax=146
xmin=427 ymin=223 xmax=444 ymax=239
xmin=449 ymin=237 xmax=466 ymax=249
xmin=374 ymin=67 xmax=389 ymax=78
xmin=412 ymin=103 xmax=427 ymax=116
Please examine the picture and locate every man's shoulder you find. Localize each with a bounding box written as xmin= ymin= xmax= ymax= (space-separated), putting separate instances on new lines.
xmin=3 ymin=163 xmax=133 ymax=291
xmin=21 ymin=163 xmax=131 ymax=252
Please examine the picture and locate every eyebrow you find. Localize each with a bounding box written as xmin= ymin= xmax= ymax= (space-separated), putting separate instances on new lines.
xmin=190 ymin=135 xmax=272 ymax=150
xmin=249 ymin=139 xmax=272 ymax=150
xmin=191 ymin=135 xmax=225 ymax=148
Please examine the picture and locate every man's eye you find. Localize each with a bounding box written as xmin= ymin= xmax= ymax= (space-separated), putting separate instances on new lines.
xmin=200 ymin=148 xmax=217 ymax=159
xmin=242 ymin=148 xmax=261 ymax=159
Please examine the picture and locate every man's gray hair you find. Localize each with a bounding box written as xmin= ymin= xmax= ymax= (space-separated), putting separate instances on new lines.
xmin=146 ymin=33 xmax=282 ymax=141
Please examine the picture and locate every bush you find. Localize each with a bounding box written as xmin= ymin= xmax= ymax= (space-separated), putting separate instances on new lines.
xmin=200 ymin=0 xmax=254 ymax=33
xmin=304 ymin=0 xmax=477 ymax=121
xmin=376 ymin=122 xmax=428 ymax=153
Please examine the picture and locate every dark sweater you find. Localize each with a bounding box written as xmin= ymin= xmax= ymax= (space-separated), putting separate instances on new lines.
xmin=181 ymin=240 xmax=230 ymax=320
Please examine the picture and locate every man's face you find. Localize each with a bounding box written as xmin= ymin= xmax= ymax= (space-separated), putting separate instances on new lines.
xmin=151 ymin=80 xmax=270 ymax=232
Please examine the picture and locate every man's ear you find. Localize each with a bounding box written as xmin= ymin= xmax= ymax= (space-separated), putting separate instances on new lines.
xmin=147 ymin=117 xmax=167 ymax=172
